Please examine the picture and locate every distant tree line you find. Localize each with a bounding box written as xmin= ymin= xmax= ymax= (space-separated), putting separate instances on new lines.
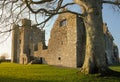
xmin=0 ymin=53 xmax=10 ymax=63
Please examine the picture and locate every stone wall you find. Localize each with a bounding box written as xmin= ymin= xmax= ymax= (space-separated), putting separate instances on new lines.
xmin=47 ymin=13 xmax=74 ymax=67
xmin=113 ymin=44 xmax=119 ymax=63
xmin=11 ymin=19 xmax=46 ymax=64
xmin=103 ymin=23 xmax=119 ymax=64
xmin=36 ymin=13 xmax=119 ymax=67
xmin=20 ymin=19 xmax=46 ymax=64
xmin=11 ymin=24 xmax=20 ymax=63
xmin=11 ymin=13 xmax=119 ymax=67
xmin=36 ymin=13 xmax=85 ymax=68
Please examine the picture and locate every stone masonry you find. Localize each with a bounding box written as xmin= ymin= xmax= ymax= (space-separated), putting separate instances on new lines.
xmin=11 ymin=12 xmax=119 ymax=68
xmin=11 ymin=19 xmax=46 ymax=64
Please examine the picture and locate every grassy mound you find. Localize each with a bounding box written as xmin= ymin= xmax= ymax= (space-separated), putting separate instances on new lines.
xmin=0 ymin=62 xmax=120 ymax=82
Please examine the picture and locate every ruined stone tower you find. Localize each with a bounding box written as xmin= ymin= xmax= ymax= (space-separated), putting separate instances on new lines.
xmin=11 ymin=24 xmax=20 ymax=63
xmin=33 ymin=12 xmax=119 ymax=67
xmin=11 ymin=19 xmax=46 ymax=64
xmin=31 ymin=12 xmax=86 ymax=67
xmin=103 ymin=23 xmax=119 ymax=64
xmin=12 ymin=13 xmax=119 ymax=67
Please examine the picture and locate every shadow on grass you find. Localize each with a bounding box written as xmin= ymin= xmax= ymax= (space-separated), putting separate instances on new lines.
xmin=0 ymin=76 xmax=63 ymax=82
xmin=109 ymin=64 xmax=120 ymax=67
xmin=99 ymin=69 xmax=120 ymax=77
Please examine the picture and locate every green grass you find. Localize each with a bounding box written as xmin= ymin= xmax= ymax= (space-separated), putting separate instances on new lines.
xmin=0 ymin=62 xmax=120 ymax=82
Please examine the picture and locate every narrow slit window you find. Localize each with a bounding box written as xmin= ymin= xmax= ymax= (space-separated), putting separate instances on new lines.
xmin=58 ymin=57 xmax=61 ymax=60
xmin=19 ymin=39 xmax=21 ymax=44
xmin=60 ymin=19 xmax=67 ymax=27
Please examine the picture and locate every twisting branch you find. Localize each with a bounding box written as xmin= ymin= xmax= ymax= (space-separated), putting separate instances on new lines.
xmin=29 ymin=0 xmax=54 ymax=4
xmin=103 ymin=0 xmax=120 ymax=5
xmin=103 ymin=0 xmax=120 ymax=10
xmin=0 ymin=0 xmax=84 ymax=43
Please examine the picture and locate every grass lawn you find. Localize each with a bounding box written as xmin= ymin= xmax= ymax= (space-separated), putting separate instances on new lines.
xmin=0 ymin=62 xmax=120 ymax=82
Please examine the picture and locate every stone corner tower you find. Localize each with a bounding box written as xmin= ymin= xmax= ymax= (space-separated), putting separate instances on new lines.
xmin=11 ymin=24 xmax=20 ymax=63
xmin=19 ymin=19 xmax=31 ymax=64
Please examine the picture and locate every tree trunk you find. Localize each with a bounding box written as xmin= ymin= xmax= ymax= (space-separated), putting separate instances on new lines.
xmin=74 ymin=0 xmax=109 ymax=74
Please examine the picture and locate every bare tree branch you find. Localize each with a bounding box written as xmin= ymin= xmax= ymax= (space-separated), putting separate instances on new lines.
xmin=103 ymin=0 xmax=120 ymax=5
xmin=29 ymin=0 xmax=54 ymax=4
xmin=0 ymin=0 xmax=119 ymax=43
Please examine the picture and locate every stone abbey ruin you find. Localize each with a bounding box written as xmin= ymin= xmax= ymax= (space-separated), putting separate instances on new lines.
xmin=11 ymin=12 xmax=119 ymax=68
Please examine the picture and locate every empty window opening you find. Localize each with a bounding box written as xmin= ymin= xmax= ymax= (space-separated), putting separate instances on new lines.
xmin=58 ymin=57 xmax=61 ymax=60
xmin=19 ymin=39 xmax=21 ymax=44
xmin=60 ymin=19 xmax=67 ymax=27
xmin=34 ymin=44 xmax=38 ymax=51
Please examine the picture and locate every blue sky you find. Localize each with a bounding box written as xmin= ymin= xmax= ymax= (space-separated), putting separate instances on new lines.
xmin=0 ymin=2 xmax=120 ymax=58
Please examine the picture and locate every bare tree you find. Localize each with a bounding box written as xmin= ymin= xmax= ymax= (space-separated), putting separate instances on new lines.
xmin=0 ymin=0 xmax=120 ymax=75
